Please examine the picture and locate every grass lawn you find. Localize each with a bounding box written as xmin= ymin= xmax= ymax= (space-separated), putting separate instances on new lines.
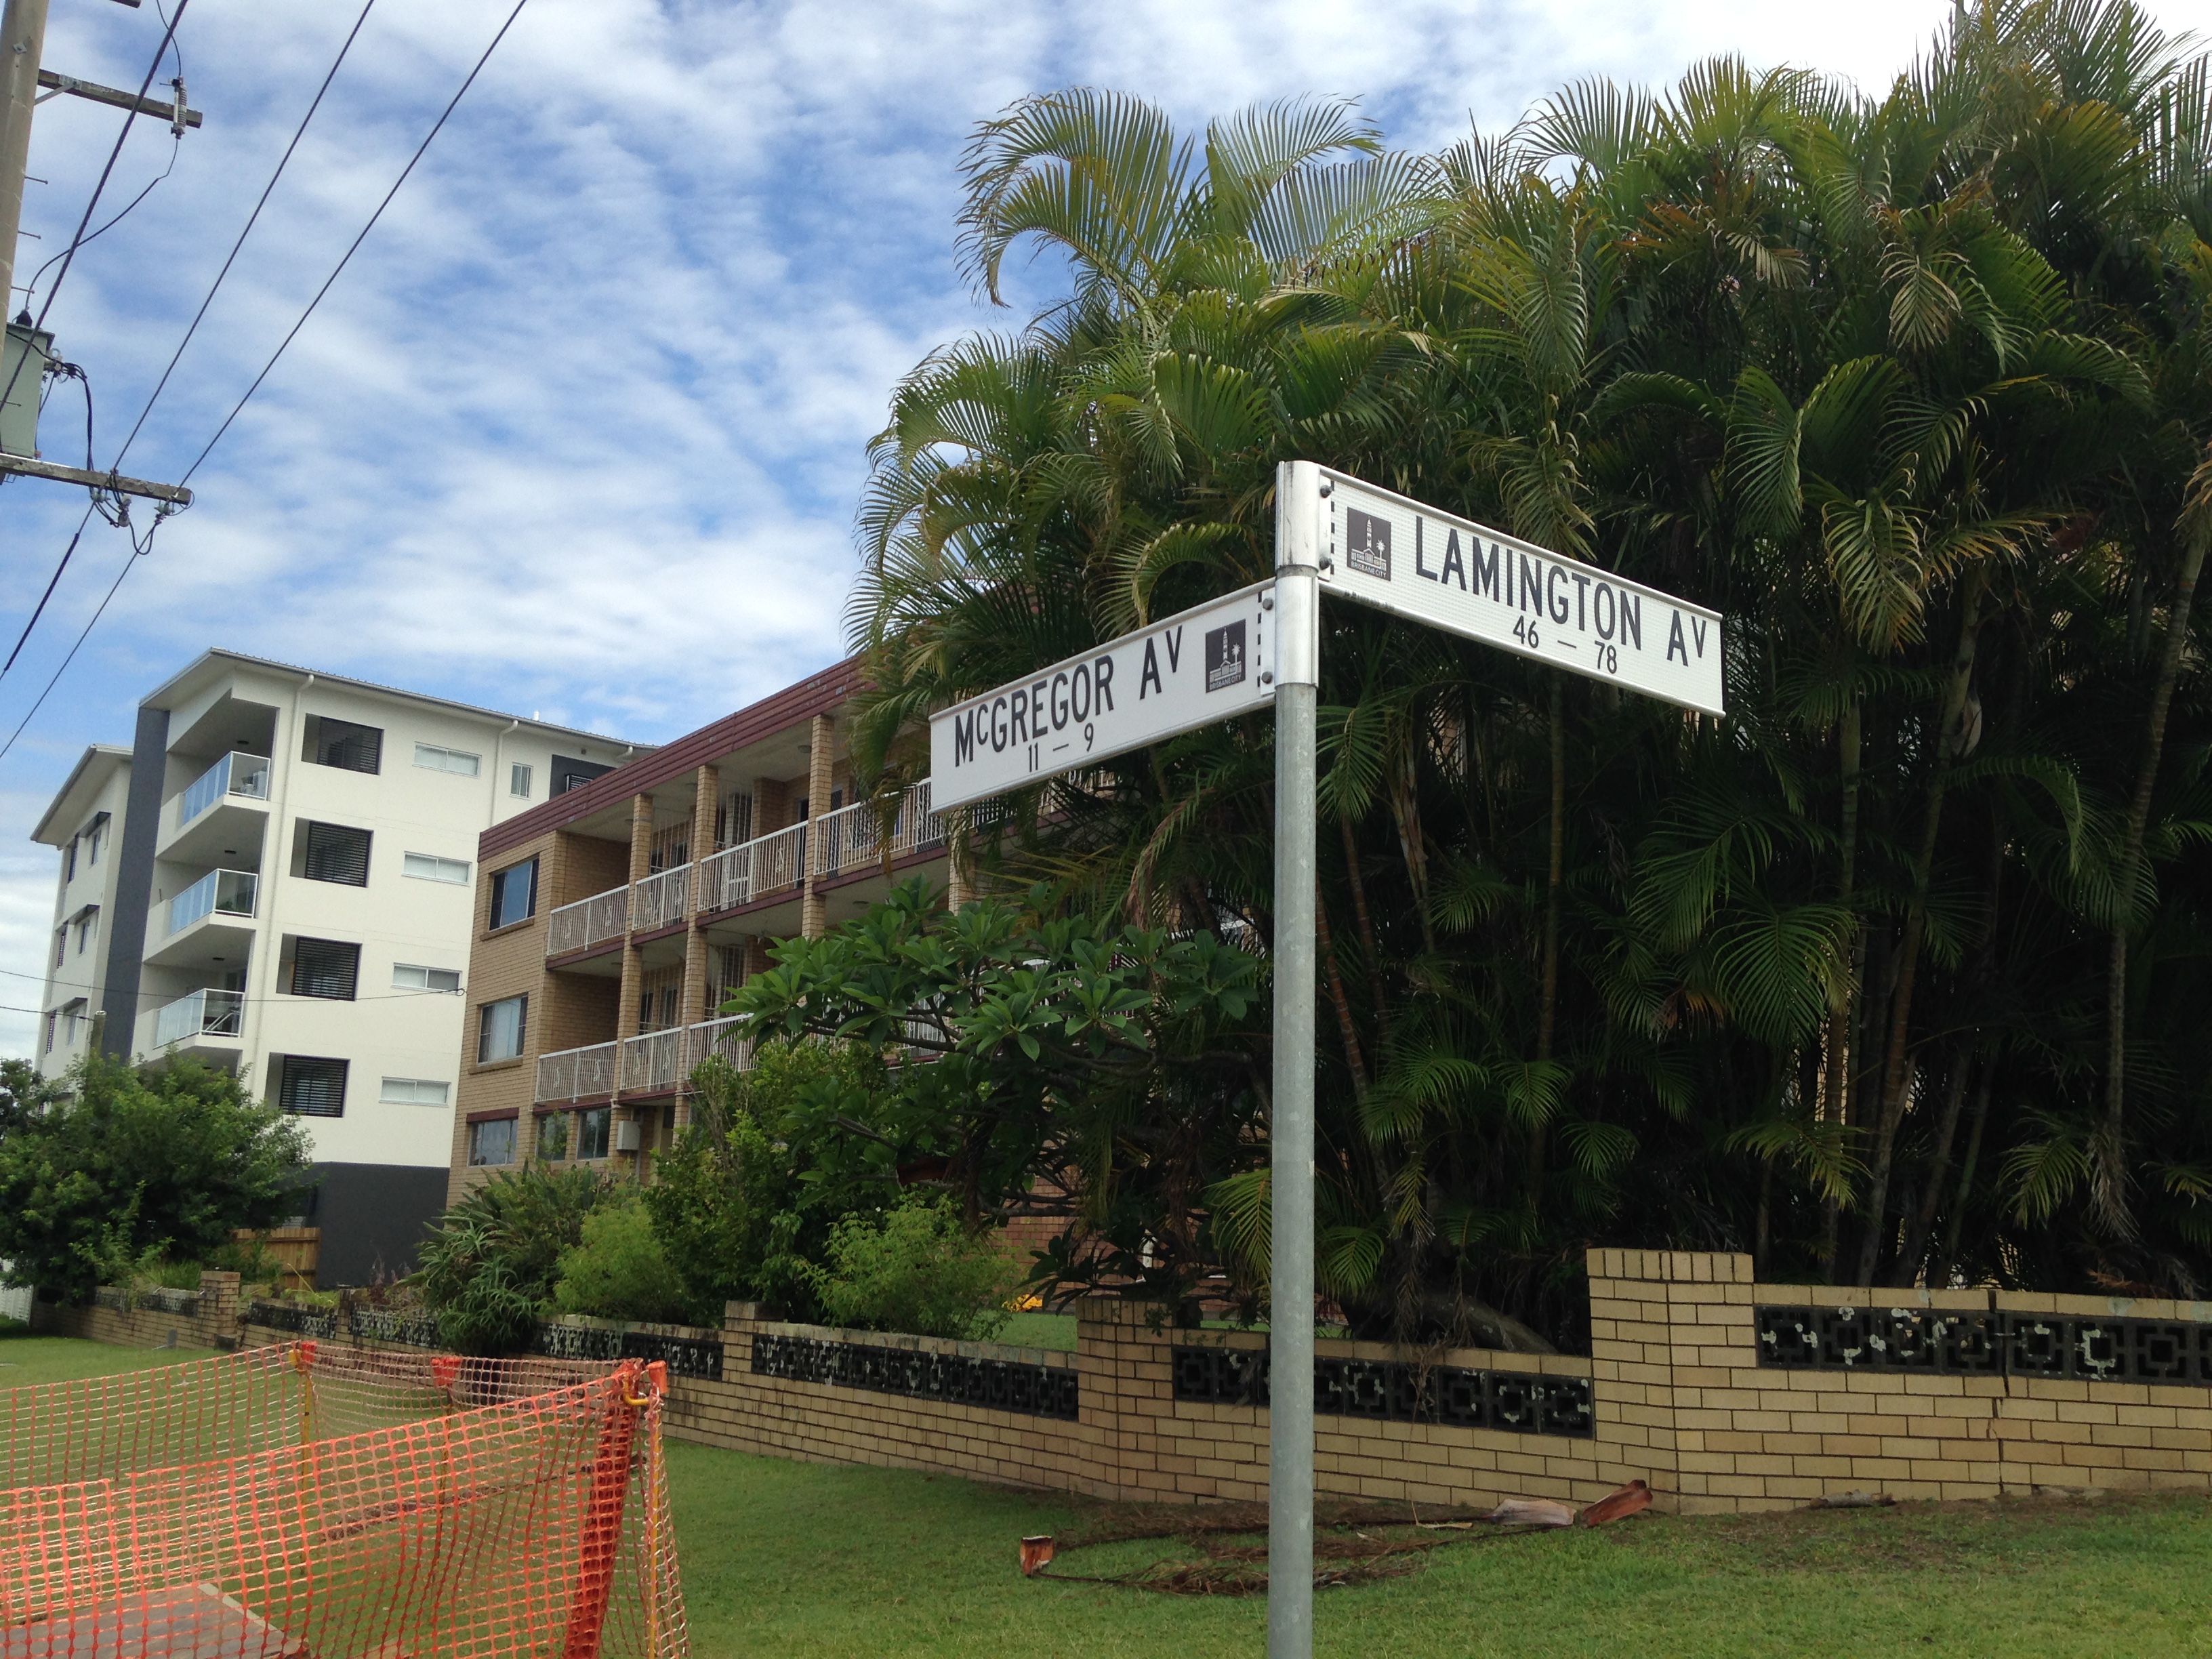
xmin=7 ymin=1332 xmax=2211 ymax=1656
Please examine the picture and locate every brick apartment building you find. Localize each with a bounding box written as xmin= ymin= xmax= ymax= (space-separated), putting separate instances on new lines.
xmin=446 ymin=659 xmax=951 ymax=1199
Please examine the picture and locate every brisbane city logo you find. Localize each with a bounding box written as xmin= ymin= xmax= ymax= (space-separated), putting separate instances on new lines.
xmin=1204 ymin=620 xmax=1247 ymax=693
xmin=1346 ymin=507 xmax=1392 ymax=579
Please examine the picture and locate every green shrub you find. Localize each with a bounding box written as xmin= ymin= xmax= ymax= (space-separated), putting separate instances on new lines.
xmin=553 ymin=1193 xmax=691 ymax=1324
xmin=0 ymin=1055 xmax=309 ymax=1305
xmin=808 ymin=1199 xmax=1023 ymax=1341
xmin=413 ymin=1164 xmax=607 ymax=1354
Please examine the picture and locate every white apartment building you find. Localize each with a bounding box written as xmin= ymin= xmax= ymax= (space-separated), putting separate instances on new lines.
xmin=29 ymin=650 xmax=647 ymax=1283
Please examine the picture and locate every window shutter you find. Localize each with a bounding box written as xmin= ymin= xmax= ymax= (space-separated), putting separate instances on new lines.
xmin=291 ymin=938 xmax=361 ymax=1000
xmin=279 ymin=1057 xmax=348 ymax=1117
xmin=303 ymin=822 xmax=372 ymax=885
xmin=312 ymin=718 xmax=383 ymax=773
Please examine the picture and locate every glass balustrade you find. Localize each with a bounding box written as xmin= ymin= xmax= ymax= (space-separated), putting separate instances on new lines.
xmin=177 ymin=752 xmax=271 ymax=830
xmin=152 ymin=988 xmax=245 ymax=1047
xmin=167 ymin=869 xmax=258 ymax=935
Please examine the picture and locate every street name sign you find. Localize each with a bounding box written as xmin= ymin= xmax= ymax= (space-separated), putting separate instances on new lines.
xmin=928 ymin=581 xmax=1277 ymax=812
xmin=1312 ymin=466 xmax=1726 ymax=716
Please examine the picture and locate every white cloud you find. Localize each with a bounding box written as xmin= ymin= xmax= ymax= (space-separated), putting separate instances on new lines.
xmin=0 ymin=0 xmax=2196 ymax=1054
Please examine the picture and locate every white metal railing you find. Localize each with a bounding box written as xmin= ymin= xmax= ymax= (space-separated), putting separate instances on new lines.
xmin=808 ymin=780 xmax=945 ymax=882
xmin=152 ymin=987 xmax=244 ymax=1047
xmin=546 ymin=883 xmax=630 ymax=957
xmin=177 ymin=751 xmax=271 ymax=830
xmin=632 ymin=862 xmax=691 ymax=933
xmin=167 ymin=868 xmax=257 ymax=935
xmin=685 ymin=1014 xmax=752 ymax=1076
xmin=622 ymin=1027 xmax=685 ymax=1094
xmin=535 ymin=1040 xmax=619 ymax=1103
xmin=697 ymin=821 xmax=807 ymax=915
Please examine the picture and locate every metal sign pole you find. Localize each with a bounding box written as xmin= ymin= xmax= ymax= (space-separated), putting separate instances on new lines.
xmin=1267 ymin=459 xmax=1322 ymax=1659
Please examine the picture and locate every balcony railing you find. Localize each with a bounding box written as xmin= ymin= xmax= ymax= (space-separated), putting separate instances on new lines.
xmin=152 ymin=987 xmax=244 ymax=1048
xmin=697 ymin=821 xmax=806 ymax=916
xmin=632 ymin=862 xmax=691 ymax=933
xmin=685 ymin=1014 xmax=752 ymax=1076
xmin=167 ymin=869 xmax=257 ymax=935
xmin=547 ymin=883 xmax=630 ymax=957
xmin=621 ymin=1027 xmax=686 ymax=1096
xmin=177 ymin=751 xmax=270 ymax=830
xmin=807 ymin=779 xmax=945 ymax=882
xmin=535 ymin=1040 xmax=620 ymax=1103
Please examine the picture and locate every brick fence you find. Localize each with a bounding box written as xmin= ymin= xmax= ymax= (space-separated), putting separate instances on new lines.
xmin=35 ymin=1250 xmax=2212 ymax=1515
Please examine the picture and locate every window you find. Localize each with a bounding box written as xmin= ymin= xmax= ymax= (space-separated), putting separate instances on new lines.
xmin=304 ymin=716 xmax=382 ymax=774
xmin=392 ymin=962 xmax=462 ymax=994
xmin=510 ymin=762 xmax=533 ymax=798
xmin=301 ymin=821 xmax=372 ymax=886
xmin=551 ymin=754 xmax=615 ymax=796
xmin=289 ymin=938 xmax=361 ymax=1000
xmin=535 ymin=1110 xmax=571 ymax=1160
xmin=403 ymin=852 xmax=471 ymax=886
xmin=72 ymin=907 xmax=98 ymax=956
xmin=468 ymin=1117 xmax=516 ymax=1166
xmin=487 ymin=859 xmax=537 ymax=929
xmin=577 ymin=1106 xmax=611 ymax=1161
xmin=60 ymin=1001 xmax=85 ymax=1046
xmin=85 ymin=814 xmax=106 ymax=867
xmin=380 ymin=1077 xmax=451 ymax=1105
xmin=52 ymin=928 xmax=64 ymax=969
xmin=477 ymin=994 xmax=528 ymax=1063
xmin=43 ymin=1011 xmax=55 ymax=1055
xmin=64 ymin=838 xmax=77 ymax=882
xmin=413 ymin=743 xmax=481 ymax=777
xmin=279 ymin=1057 xmax=348 ymax=1118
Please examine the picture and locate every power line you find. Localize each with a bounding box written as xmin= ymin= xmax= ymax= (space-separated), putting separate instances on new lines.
xmin=0 ymin=0 xmax=526 ymax=761
xmin=1 ymin=0 xmax=373 ymax=689
xmin=178 ymin=0 xmax=531 ymax=488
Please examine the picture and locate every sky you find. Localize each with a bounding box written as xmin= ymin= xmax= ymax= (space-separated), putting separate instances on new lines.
xmin=2 ymin=0 xmax=2207 ymax=1054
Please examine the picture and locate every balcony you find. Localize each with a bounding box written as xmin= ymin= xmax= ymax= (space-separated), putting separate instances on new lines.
xmin=621 ymin=1027 xmax=685 ymax=1096
xmin=160 ymin=752 xmax=271 ymax=867
xmin=168 ymin=868 xmax=257 ymax=935
xmin=547 ymin=884 xmax=629 ymax=958
xmin=179 ymin=752 xmax=270 ymax=828
xmin=147 ymin=867 xmax=258 ymax=972
xmin=151 ymin=988 xmax=245 ymax=1054
xmin=696 ymin=821 xmax=806 ymax=916
xmin=632 ymin=862 xmax=691 ymax=933
xmin=807 ymin=779 xmax=945 ymax=883
xmin=535 ymin=1040 xmax=619 ymax=1104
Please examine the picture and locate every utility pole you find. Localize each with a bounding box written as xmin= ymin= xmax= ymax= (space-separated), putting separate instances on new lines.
xmin=0 ymin=0 xmax=197 ymax=504
xmin=0 ymin=0 xmax=49 ymax=323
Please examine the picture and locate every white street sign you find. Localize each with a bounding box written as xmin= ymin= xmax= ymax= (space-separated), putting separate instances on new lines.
xmin=928 ymin=581 xmax=1277 ymax=812
xmin=1307 ymin=466 xmax=1726 ymax=716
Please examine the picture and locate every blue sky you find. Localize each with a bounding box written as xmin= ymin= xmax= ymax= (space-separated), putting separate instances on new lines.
xmin=2 ymin=0 xmax=2204 ymax=1052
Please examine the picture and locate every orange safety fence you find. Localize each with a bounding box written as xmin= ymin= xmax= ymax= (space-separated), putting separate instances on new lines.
xmin=0 ymin=1347 xmax=687 ymax=1659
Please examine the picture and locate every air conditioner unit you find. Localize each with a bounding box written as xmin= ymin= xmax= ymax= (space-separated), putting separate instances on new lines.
xmin=613 ymin=1117 xmax=642 ymax=1153
xmin=1 ymin=321 xmax=53 ymax=459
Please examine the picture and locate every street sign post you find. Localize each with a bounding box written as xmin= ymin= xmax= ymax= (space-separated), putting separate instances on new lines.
xmin=1317 ymin=466 xmax=1725 ymax=716
xmin=925 ymin=460 xmax=1724 ymax=1659
xmin=928 ymin=581 xmax=1277 ymax=813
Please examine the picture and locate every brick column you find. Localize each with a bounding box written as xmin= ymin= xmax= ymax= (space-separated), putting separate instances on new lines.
xmin=801 ymin=714 xmax=834 ymax=938
xmin=1586 ymin=1248 xmax=1757 ymax=1513
xmin=197 ymin=1269 xmax=242 ymax=1347
xmin=1075 ymin=1296 xmax=1176 ymax=1500
xmin=674 ymin=766 xmax=720 ymax=1136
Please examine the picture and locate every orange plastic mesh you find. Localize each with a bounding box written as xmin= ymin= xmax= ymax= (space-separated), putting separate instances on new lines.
xmin=0 ymin=1347 xmax=687 ymax=1659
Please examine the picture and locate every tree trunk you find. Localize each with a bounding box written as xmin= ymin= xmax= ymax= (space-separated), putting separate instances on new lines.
xmin=1338 ymin=813 xmax=1393 ymax=1048
xmin=1894 ymin=1050 xmax=1971 ymax=1287
xmin=1315 ymin=889 xmax=1369 ymax=1102
xmin=1529 ymin=676 xmax=1567 ymax=1204
xmin=1940 ymin=1065 xmax=1996 ymax=1279
xmin=2102 ymin=458 xmax=2212 ymax=1234
xmin=1856 ymin=565 xmax=1990 ymax=1285
xmin=1820 ymin=694 xmax=1863 ymax=1282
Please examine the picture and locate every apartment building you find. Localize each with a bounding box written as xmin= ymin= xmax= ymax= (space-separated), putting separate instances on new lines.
xmin=447 ymin=658 xmax=949 ymax=1200
xmin=30 ymin=649 xmax=645 ymax=1282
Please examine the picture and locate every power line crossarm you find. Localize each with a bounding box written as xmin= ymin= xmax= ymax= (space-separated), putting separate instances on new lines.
xmin=35 ymin=68 xmax=200 ymax=129
xmin=0 ymin=451 xmax=189 ymax=503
